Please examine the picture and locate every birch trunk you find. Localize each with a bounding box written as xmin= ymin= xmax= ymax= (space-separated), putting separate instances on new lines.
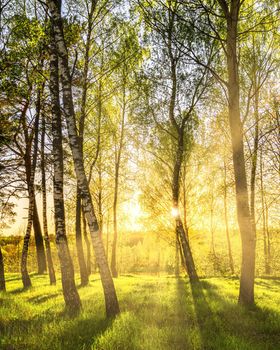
xmin=111 ymin=87 xmax=126 ymax=278
xmin=210 ymin=187 xmax=216 ymax=264
xmin=175 ymin=232 xmax=179 ymax=276
xmin=33 ymin=200 xmax=47 ymax=274
xmin=76 ymin=188 xmax=89 ymax=285
xmin=223 ymin=159 xmax=234 ymax=274
xmin=265 ymin=202 xmax=271 ymax=274
xmin=74 ymin=0 xmax=97 ymax=286
xmin=106 ymin=212 xmax=110 ymax=259
xmin=47 ymin=0 xmax=119 ymax=317
xmin=166 ymin=6 xmax=198 ymax=282
xmin=172 ymin=132 xmax=198 ymax=281
xmin=182 ymin=163 xmax=189 ymax=241
xmin=49 ymin=22 xmax=81 ymax=313
xmin=260 ymin=149 xmax=270 ymax=274
xmin=41 ymin=112 xmax=56 ymax=285
xmin=21 ymin=90 xmax=41 ymax=288
xmin=249 ymin=40 xmax=259 ymax=236
xmin=32 ymin=84 xmax=47 ymax=274
xmin=0 ymin=246 xmax=5 ymax=291
xmin=23 ymin=150 xmax=47 ymax=276
xmin=82 ymin=207 xmax=91 ymax=275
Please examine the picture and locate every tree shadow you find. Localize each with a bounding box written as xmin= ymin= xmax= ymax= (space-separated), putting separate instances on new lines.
xmin=56 ymin=315 xmax=111 ymax=350
xmin=6 ymin=273 xmax=52 ymax=294
xmin=188 ymin=278 xmax=232 ymax=349
xmin=256 ymin=276 xmax=280 ymax=281
xmin=9 ymin=287 xmax=27 ymax=294
xmin=190 ymin=279 xmax=280 ymax=349
xmin=5 ymin=273 xmax=45 ymax=283
xmin=5 ymin=275 xmax=22 ymax=282
xmin=27 ymin=293 xmax=60 ymax=304
xmin=0 ymin=299 xmax=112 ymax=350
xmin=174 ymin=278 xmax=196 ymax=349
xmin=254 ymin=278 xmax=280 ymax=291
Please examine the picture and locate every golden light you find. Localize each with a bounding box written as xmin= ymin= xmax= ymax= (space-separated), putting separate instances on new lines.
xmin=121 ymin=192 xmax=145 ymax=232
xmin=171 ymin=207 xmax=179 ymax=218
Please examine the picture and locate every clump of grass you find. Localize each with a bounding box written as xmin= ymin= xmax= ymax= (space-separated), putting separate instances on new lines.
xmin=1 ymin=274 xmax=280 ymax=349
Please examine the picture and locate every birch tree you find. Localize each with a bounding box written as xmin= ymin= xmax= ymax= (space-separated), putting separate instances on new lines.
xmin=49 ymin=20 xmax=81 ymax=313
xmin=47 ymin=0 xmax=119 ymax=317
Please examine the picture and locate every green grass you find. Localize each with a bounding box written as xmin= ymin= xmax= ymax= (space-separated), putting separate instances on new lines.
xmin=0 ymin=274 xmax=280 ymax=350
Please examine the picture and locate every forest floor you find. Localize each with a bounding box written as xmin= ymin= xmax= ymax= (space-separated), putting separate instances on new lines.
xmin=0 ymin=274 xmax=280 ymax=350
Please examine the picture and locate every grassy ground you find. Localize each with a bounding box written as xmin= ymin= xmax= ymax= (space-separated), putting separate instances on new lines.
xmin=0 ymin=274 xmax=280 ymax=350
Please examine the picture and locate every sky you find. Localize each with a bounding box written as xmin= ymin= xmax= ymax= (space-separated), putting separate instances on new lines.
xmin=3 ymin=193 xmax=55 ymax=236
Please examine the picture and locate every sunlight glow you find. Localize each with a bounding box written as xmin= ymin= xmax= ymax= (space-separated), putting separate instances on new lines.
xmin=171 ymin=207 xmax=179 ymax=218
xmin=121 ymin=192 xmax=146 ymax=232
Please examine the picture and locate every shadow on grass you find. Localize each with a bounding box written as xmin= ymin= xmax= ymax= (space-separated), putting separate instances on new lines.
xmin=1 ymin=316 xmax=111 ymax=350
xmin=5 ymin=275 xmax=22 ymax=282
xmin=57 ymin=315 xmax=111 ymax=350
xmin=173 ymin=278 xmax=194 ymax=350
xmin=9 ymin=286 xmax=42 ymax=295
xmin=7 ymin=274 xmax=52 ymax=295
xmin=5 ymin=272 xmax=46 ymax=282
xmin=256 ymin=276 xmax=280 ymax=281
xmin=76 ymin=279 xmax=101 ymax=289
xmin=0 ymin=299 xmax=111 ymax=350
xmin=254 ymin=278 xmax=280 ymax=291
xmin=188 ymin=279 xmax=231 ymax=349
xmin=9 ymin=287 xmax=26 ymax=294
xmin=27 ymin=293 xmax=60 ymax=304
xmin=188 ymin=279 xmax=280 ymax=350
